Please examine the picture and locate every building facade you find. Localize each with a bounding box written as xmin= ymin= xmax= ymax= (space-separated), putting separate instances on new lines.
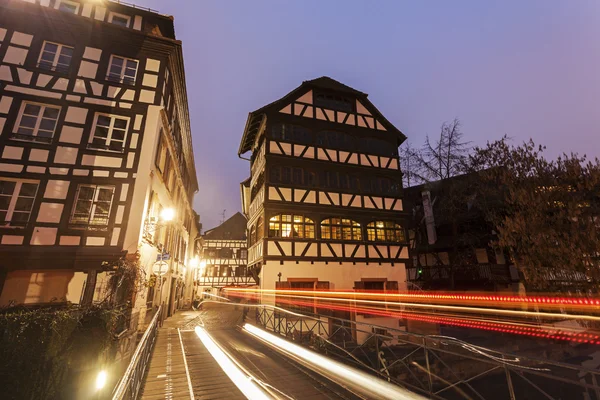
xmin=195 ymin=212 xmax=254 ymax=298
xmin=0 ymin=0 xmax=199 ymax=323
xmin=239 ymin=77 xmax=410 ymax=327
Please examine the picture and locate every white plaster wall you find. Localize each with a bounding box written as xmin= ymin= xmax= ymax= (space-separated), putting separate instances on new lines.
xmin=261 ymin=261 xmax=407 ymax=292
xmin=122 ymin=105 xmax=161 ymax=253
xmin=0 ymin=270 xmax=83 ymax=305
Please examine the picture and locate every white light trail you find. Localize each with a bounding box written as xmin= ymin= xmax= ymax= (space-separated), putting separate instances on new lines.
xmin=194 ymin=326 xmax=271 ymax=400
xmin=243 ymin=323 xmax=425 ymax=400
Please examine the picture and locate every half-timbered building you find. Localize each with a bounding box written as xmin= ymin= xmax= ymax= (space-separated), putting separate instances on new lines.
xmin=239 ymin=77 xmax=410 ymax=326
xmin=195 ymin=212 xmax=254 ymax=298
xmin=0 ymin=0 xmax=199 ymax=323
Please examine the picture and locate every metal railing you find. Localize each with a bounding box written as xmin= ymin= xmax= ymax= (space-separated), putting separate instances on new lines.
xmin=255 ymin=306 xmax=600 ymax=400
xmin=112 ymin=305 xmax=162 ymax=400
xmin=197 ymin=275 xmax=257 ymax=287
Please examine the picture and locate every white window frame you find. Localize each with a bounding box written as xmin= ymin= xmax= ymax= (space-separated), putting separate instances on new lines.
xmin=88 ymin=113 xmax=130 ymax=152
xmin=70 ymin=184 xmax=115 ymax=226
xmin=108 ymin=11 xmax=131 ymax=28
xmin=107 ymin=54 xmax=139 ymax=85
xmin=0 ymin=178 xmax=39 ymax=228
xmin=37 ymin=41 xmax=74 ymax=72
xmin=13 ymin=101 xmax=61 ymax=143
xmin=55 ymin=0 xmax=80 ymax=14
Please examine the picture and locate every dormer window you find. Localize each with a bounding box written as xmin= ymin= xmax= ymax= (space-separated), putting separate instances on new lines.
xmin=109 ymin=12 xmax=131 ymax=28
xmin=314 ymin=91 xmax=354 ymax=113
xmin=107 ymin=55 xmax=138 ymax=85
xmin=56 ymin=0 xmax=79 ymax=14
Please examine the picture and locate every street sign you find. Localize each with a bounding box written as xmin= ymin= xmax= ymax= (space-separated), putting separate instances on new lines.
xmin=156 ymin=253 xmax=170 ymax=262
xmin=153 ymin=261 xmax=168 ymax=275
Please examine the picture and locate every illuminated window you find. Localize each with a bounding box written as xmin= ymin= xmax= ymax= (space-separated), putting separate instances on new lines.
xmin=107 ymin=55 xmax=138 ymax=85
xmin=268 ymin=214 xmax=314 ymax=238
xmin=38 ymin=41 xmax=73 ymax=73
xmin=13 ymin=102 xmax=60 ymax=143
xmin=0 ymin=180 xmax=39 ymax=227
xmin=70 ymin=185 xmax=115 ymax=226
xmin=321 ymin=218 xmax=362 ymax=241
xmin=367 ymin=221 xmax=405 ymax=242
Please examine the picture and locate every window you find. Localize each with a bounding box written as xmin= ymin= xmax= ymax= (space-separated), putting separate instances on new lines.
xmin=0 ymin=180 xmax=39 ymax=227
xmin=367 ymin=221 xmax=405 ymax=242
xmin=268 ymin=214 xmax=315 ymax=238
xmin=38 ymin=42 xmax=73 ymax=73
xmin=321 ymin=218 xmax=362 ymax=241
xmin=271 ymin=123 xmax=312 ymax=145
xmin=14 ymin=102 xmax=60 ymax=143
xmin=107 ymin=55 xmax=138 ymax=85
xmin=256 ymin=216 xmax=264 ymax=241
xmin=70 ymin=185 xmax=115 ymax=226
xmin=109 ymin=12 xmax=130 ymax=27
xmin=219 ymin=248 xmax=233 ymax=258
xmin=163 ymin=153 xmax=173 ymax=191
xmin=314 ymin=92 xmax=354 ymax=112
xmin=155 ymin=134 xmax=167 ymax=173
xmin=363 ymin=138 xmax=397 ymax=156
xmin=249 ymin=225 xmax=256 ymax=246
xmin=57 ymin=0 xmax=79 ymax=14
xmin=89 ymin=114 xmax=129 ymax=151
xmin=316 ymin=131 xmax=356 ymax=151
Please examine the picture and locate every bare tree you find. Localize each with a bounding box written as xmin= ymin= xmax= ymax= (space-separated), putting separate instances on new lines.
xmin=410 ymin=119 xmax=471 ymax=184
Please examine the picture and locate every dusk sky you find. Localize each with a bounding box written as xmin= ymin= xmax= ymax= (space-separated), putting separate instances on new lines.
xmin=138 ymin=0 xmax=599 ymax=230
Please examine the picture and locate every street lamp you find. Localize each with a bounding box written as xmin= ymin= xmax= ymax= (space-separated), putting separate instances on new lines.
xmin=160 ymin=207 xmax=175 ymax=222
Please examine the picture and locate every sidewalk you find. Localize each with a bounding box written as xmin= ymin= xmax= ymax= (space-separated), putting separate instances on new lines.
xmin=139 ymin=311 xmax=199 ymax=400
xmin=139 ymin=305 xmax=247 ymax=399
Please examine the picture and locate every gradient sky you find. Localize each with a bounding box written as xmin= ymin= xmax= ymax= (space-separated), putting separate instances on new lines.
xmin=136 ymin=0 xmax=599 ymax=230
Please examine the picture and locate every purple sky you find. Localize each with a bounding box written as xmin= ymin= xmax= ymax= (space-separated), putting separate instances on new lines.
xmin=137 ymin=0 xmax=600 ymax=230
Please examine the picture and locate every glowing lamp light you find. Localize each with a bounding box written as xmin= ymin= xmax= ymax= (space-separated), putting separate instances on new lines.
xmin=160 ymin=208 xmax=175 ymax=222
xmin=95 ymin=370 xmax=107 ymax=390
xmin=189 ymin=257 xmax=199 ymax=268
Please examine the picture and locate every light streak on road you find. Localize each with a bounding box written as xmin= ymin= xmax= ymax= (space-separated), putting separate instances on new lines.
xmin=226 ymin=291 xmax=600 ymax=345
xmin=225 ymin=288 xmax=600 ymax=311
xmin=194 ymin=326 xmax=271 ymax=400
xmin=243 ymin=323 xmax=425 ymax=400
xmin=229 ymin=289 xmax=600 ymax=322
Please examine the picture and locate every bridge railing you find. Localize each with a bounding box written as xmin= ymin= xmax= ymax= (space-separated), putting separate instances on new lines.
xmin=255 ymin=306 xmax=600 ymax=400
xmin=112 ymin=305 xmax=162 ymax=400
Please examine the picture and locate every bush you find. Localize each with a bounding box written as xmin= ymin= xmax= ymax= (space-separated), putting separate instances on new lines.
xmin=0 ymin=304 xmax=125 ymax=400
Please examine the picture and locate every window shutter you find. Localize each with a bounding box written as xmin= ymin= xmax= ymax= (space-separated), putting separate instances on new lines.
xmin=385 ymin=281 xmax=399 ymax=292
xmin=354 ymin=281 xmax=365 ymax=290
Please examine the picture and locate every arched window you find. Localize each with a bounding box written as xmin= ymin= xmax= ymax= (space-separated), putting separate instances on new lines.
xmin=367 ymin=221 xmax=405 ymax=242
xmin=269 ymin=214 xmax=315 ymax=238
xmin=321 ymin=218 xmax=362 ymax=240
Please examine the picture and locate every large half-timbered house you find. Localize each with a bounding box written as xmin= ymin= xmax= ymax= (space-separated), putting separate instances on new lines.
xmin=239 ymin=77 xmax=410 ymax=325
xmin=0 ymin=0 xmax=199 ymax=323
xmin=195 ymin=212 xmax=254 ymax=298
